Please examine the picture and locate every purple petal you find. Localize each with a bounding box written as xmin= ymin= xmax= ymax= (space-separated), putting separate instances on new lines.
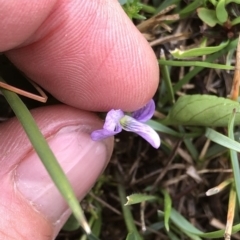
xmin=103 ymin=109 xmax=124 ymax=132
xmin=91 ymin=109 xmax=124 ymax=141
xmin=131 ymin=99 xmax=155 ymax=122
xmin=120 ymin=116 xmax=160 ymax=148
xmin=91 ymin=129 xmax=118 ymax=140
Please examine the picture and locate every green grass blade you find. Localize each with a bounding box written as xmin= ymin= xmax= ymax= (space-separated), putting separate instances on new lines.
xmin=158 ymin=59 xmax=234 ymax=70
xmin=170 ymin=208 xmax=240 ymax=238
xmin=228 ymin=109 xmax=240 ymax=206
xmin=179 ymin=126 xmax=199 ymax=160
xmin=160 ymin=38 xmax=238 ymax=105
xmin=205 ymin=128 xmax=240 ymax=152
xmin=148 ymin=120 xmax=204 ymax=138
xmin=170 ymin=40 xmax=229 ymax=58
xmin=125 ymin=193 xmax=157 ymax=205
xmin=160 ymin=52 xmax=175 ymax=104
xmin=169 ymin=208 xmax=203 ymax=235
xmin=0 ymin=81 xmax=90 ymax=234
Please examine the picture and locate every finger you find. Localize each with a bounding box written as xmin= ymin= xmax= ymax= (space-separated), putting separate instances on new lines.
xmin=0 ymin=105 xmax=113 ymax=239
xmin=3 ymin=0 xmax=159 ymax=111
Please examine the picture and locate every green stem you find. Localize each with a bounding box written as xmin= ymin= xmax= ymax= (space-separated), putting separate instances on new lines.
xmin=116 ymin=173 xmax=143 ymax=239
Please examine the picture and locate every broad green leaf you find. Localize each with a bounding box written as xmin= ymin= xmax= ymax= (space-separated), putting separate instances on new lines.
xmin=197 ymin=8 xmax=221 ymax=27
xmin=170 ymin=41 xmax=229 ymax=58
xmin=163 ymin=94 xmax=240 ymax=127
xmin=216 ymin=0 xmax=228 ymax=23
xmin=125 ymin=193 xmax=157 ymax=205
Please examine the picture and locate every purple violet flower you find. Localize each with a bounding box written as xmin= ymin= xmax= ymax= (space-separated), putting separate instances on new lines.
xmin=91 ymin=99 xmax=160 ymax=148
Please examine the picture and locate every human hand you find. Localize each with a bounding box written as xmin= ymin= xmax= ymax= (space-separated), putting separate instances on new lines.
xmin=0 ymin=0 xmax=159 ymax=239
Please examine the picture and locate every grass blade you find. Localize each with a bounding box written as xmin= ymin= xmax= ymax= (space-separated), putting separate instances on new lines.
xmin=205 ymin=128 xmax=240 ymax=152
xmin=0 ymin=81 xmax=90 ymax=234
xmin=228 ymin=109 xmax=240 ymax=206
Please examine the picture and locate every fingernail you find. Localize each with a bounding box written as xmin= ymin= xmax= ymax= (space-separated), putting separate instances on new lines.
xmin=14 ymin=125 xmax=110 ymax=227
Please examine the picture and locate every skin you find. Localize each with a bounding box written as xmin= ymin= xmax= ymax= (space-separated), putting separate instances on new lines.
xmin=0 ymin=0 xmax=159 ymax=239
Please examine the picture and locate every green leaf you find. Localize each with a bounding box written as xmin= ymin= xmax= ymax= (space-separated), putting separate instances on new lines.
xmin=228 ymin=109 xmax=240 ymax=206
xmin=231 ymin=16 xmax=240 ymax=26
xmin=216 ymin=0 xmax=228 ymax=23
xmin=226 ymin=0 xmax=240 ymax=4
xmin=62 ymin=214 xmax=80 ymax=231
xmin=170 ymin=40 xmax=229 ymax=58
xmin=179 ymin=0 xmax=202 ymax=16
xmin=169 ymin=208 xmax=240 ymax=238
xmin=205 ymin=128 xmax=240 ymax=152
xmin=160 ymin=53 xmax=175 ymax=104
xmin=162 ymin=189 xmax=172 ymax=232
xmin=168 ymin=208 xmax=203 ymax=235
xmin=197 ymin=8 xmax=221 ymax=27
xmin=226 ymin=0 xmax=240 ymax=3
xmin=164 ymin=94 xmax=240 ymax=127
xmin=126 ymin=232 xmax=141 ymax=240
xmin=160 ymin=38 xmax=238 ymax=105
xmin=125 ymin=193 xmax=157 ymax=205
xmin=158 ymin=59 xmax=234 ymax=70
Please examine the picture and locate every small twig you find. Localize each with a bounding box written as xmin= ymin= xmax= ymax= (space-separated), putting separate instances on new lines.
xmin=225 ymin=185 xmax=236 ymax=240
xmin=137 ymin=5 xmax=179 ymax=33
xmin=151 ymin=140 xmax=182 ymax=192
xmin=89 ymin=192 xmax=121 ymax=215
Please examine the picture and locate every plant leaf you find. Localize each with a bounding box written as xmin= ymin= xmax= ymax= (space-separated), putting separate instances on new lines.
xmin=164 ymin=94 xmax=240 ymax=126
xmin=170 ymin=41 xmax=229 ymax=59
xmin=125 ymin=193 xmax=157 ymax=205
xmin=126 ymin=232 xmax=140 ymax=240
xmin=197 ymin=8 xmax=221 ymax=27
xmin=162 ymin=189 xmax=172 ymax=232
xmin=216 ymin=0 xmax=228 ymax=23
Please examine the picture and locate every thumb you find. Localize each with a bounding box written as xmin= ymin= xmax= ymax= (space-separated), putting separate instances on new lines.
xmin=0 ymin=105 xmax=113 ymax=239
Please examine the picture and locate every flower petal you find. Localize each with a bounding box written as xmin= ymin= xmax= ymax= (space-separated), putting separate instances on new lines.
xmin=131 ymin=99 xmax=155 ymax=122
xmin=91 ymin=129 xmax=117 ymax=140
xmin=103 ymin=109 xmax=124 ymax=132
xmin=120 ymin=116 xmax=160 ymax=148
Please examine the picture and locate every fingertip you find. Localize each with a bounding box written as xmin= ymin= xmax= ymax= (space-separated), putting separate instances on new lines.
xmin=6 ymin=0 xmax=159 ymax=111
